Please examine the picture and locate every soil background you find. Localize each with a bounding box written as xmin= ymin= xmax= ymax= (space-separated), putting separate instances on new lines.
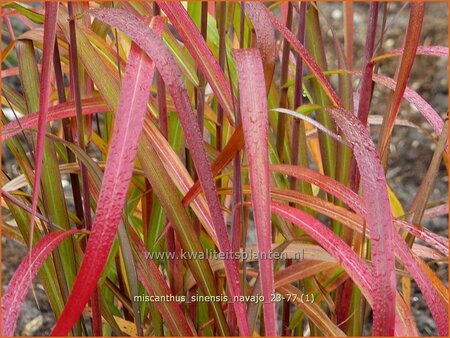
xmin=2 ymin=2 xmax=448 ymax=336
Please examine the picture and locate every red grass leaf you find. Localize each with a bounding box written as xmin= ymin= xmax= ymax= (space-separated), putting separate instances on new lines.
xmin=394 ymin=236 xmax=449 ymax=335
xmin=396 ymin=220 xmax=448 ymax=256
xmin=356 ymin=2 xmax=379 ymax=127
xmin=1 ymin=230 xmax=83 ymax=336
xmin=157 ymin=1 xmax=236 ymax=125
xmin=89 ymin=8 xmax=250 ymax=335
xmin=142 ymin=119 xmax=217 ymax=242
xmin=244 ymin=3 xmax=276 ymax=90
xmin=2 ymin=97 xmax=107 ymax=141
xmin=378 ymin=2 xmax=425 ymax=158
xmin=51 ymin=42 xmax=156 ymax=335
xmin=373 ymin=45 xmax=448 ymax=62
xmin=272 ymin=164 xmax=365 ymax=214
xmin=233 ymin=48 xmax=276 ymax=335
xmin=394 ymin=45 xmax=448 ymax=57
xmin=271 ymin=203 xmax=373 ymax=301
xmin=371 ymin=73 xmax=445 ymax=141
xmin=326 ymin=107 xmax=396 ymax=335
xmin=424 ymin=203 xmax=448 ymax=220
xmin=329 ymin=105 xmax=448 ymax=335
xmin=28 ymin=1 xmax=58 ymax=254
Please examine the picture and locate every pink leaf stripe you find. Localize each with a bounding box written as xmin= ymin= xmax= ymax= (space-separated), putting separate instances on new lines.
xmin=2 ymin=97 xmax=108 ymax=141
xmin=326 ymin=107 xmax=396 ymax=335
xmin=89 ymin=8 xmax=250 ymax=335
xmin=2 ymin=230 xmax=83 ymax=336
xmin=157 ymin=1 xmax=236 ymax=126
xmin=233 ymin=49 xmax=276 ymax=336
xmin=246 ymin=2 xmax=343 ymax=108
xmin=28 ymin=1 xmax=58 ymax=256
xmin=51 ymin=43 xmax=156 ymax=335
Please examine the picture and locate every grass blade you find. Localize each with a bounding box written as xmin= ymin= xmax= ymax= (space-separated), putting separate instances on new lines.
xmin=244 ymin=4 xmax=276 ymax=90
xmin=28 ymin=1 xmax=58 ymax=255
xmin=1 ymin=230 xmax=83 ymax=336
xmin=271 ymin=203 xmax=373 ymax=301
xmin=182 ymin=125 xmax=244 ymax=206
xmin=372 ymin=45 xmax=448 ymax=63
xmin=2 ymin=97 xmax=107 ymax=140
xmin=51 ymin=42 xmax=155 ymax=335
xmin=137 ymin=135 xmax=230 ymax=335
xmin=356 ymin=2 xmax=379 ymax=127
xmin=233 ymin=49 xmax=276 ymax=335
xmin=327 ymin=106 xmax=396 ymax=335
xmin=277 ymin=284 xmax=346 ymax=337
xmin=271 ymin=202 xmax=416 ymax=336
xmin=371 ymin=73 xmax=446 ymax=141
xmin=394 ymin=239 xmax=449 ymax=335
xmin=378 ymin=2 xmax=425 ymax=161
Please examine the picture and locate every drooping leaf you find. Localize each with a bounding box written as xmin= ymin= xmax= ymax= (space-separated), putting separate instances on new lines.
xmin=371 ymin=73 xmax=446 ymax=143
xmin=1 ymin=230 xmax=83 ymax=336
xmin=51 ymin=42 xmax=156 ymax=335
xmin=272 ymin=108 xmax=349 ymax=146
xmin=2 ymin=97 xmax=108 ymax=141
xmin=233 ymin=48 xmax=276 ymax=336
xmin=271 ymin=202 xmax=417 ymax=336
xmin=326 ymin=106 xmax=396 ymax=335
xmin=271 ymin=202 xmax=373 ymax=300
xmin=393 ymin=234 xmax=449 ymax=335
xmin=372 ymin=45 xmax=448 ymax=63
xmin=244 ymin=4 xmax=276 ymax=90
xmin=274 ymin=126 xmax=448 ymax=335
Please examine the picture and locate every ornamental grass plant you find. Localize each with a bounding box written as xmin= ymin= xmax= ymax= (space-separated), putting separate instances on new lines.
xmin=1 ymin=1 xmax=448 ymax=336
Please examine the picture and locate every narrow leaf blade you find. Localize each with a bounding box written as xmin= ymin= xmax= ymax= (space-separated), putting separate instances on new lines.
xmin=51 ymin=42 xmax=155 ymax=335
xmin=28 ymin=1 xmax=58 ymax=251
xmin=1 ymin=230 xmax=83 ymax=336
xmin=233 ymin=48 xmax=276 ymax=335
